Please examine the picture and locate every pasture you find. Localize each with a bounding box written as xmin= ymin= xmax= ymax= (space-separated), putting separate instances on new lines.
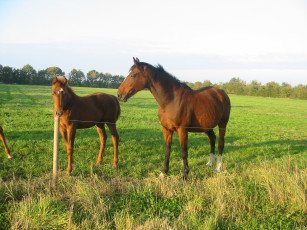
xmin=0 ymin=84 xmax=306 ymax=229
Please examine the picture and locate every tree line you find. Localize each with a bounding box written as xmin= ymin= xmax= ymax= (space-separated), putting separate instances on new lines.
xmin=1 ymin=64 xmax=306 ymax=99
xmin=186 ymin=77 xmax=307 ymax=100
xmin=0 ymin=64 xmax=125 ymax=89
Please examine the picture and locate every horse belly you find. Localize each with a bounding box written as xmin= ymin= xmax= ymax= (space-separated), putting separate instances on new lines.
xmin=70 ymin=105 xmax=103 ymax=129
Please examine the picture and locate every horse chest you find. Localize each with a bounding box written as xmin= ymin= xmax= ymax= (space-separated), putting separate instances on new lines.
xmin=158 ymin=105 xmax=190 ymax=127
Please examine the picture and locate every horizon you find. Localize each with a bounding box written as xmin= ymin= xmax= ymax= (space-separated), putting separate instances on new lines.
xmin=0 ymin=61 xmax=305 ymax=87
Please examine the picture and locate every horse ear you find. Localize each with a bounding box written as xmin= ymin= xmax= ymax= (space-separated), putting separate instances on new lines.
xmin=133 ymin=57 xmax=140 ymax=66
xmin=62 ymin=77 xmax=68 ymax=85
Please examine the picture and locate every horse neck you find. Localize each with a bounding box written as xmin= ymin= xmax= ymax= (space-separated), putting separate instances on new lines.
xmin=147 ymin=71 xmax=185 ymax=109
xmin=63 ymin=87 xmax=78 ymax=110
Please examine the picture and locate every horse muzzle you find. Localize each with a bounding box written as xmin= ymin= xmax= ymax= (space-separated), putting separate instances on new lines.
xmin=117 ymin=93 xmax=128 ymax=102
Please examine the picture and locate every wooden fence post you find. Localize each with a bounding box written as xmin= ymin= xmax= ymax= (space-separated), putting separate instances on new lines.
xmin=53 ymin=114 xmax=60 ymax=188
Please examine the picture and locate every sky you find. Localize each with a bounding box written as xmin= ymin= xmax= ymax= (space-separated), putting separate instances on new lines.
xmin=0 ymin=0 xmax=307 ymax=86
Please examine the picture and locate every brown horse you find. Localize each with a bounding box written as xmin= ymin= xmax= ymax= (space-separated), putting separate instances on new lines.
xmin=0 ymin=125 xmax=12 ymax=159
xmin=117 ymin=58 xmax=231 ymax=179
xmin=52 ymin=76 xmax=120 ymax=175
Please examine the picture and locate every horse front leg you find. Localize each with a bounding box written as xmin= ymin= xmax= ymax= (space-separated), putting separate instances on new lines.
xmin=61 ymin=126 xmax=76 ymax=175
xmin=0 ymin=126 xmax=12 ymax=159
xmin=178 ymin=128 xmax=189 ymax=180
xmin=161 ymin=127 xmax=173 ymax=177
xmin=95 ymin=124 xmax=107 ymax=166
xmin=107 ymin=123 xmax=119 ymax=168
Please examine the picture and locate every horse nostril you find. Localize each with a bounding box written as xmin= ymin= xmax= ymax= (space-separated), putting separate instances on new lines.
xmin=117 ymin=93 xmax=122 ymax=99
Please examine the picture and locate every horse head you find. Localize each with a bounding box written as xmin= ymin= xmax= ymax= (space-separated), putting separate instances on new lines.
xmin=117 ymin=57 xmax=149 ymax=102
xmin=52 ymin=76 xmax=68 ymax=116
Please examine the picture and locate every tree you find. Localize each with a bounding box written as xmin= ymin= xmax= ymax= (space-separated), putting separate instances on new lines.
xmin=68 ymin=69 xmax=85 ymax=86
xmin=1 ymin=66 xmax=13 ymax=83
xmin=97 ymin=72 xmax=107 ymax=88
xmin=104 ymin=73 xmax=113 ymax=88
xmin=45 ymin=67 xmax=64 ymax=83
xmin=13 ymin=69 xmax=23 ymax=84
xmin=280 ymin=82 xmax=292 ymax=98
xmin=21 ymin=64 xmax=36 ymax=84
xmin=86 ymin=70 xmax=99 ymax=87
xmin=248 ymin=80 xmax=261 ymax=96
xmin=37 ymin=70 xmax=47 ymax=85
xmin=109 ymin=75 xmax=125 ymax=88
xmin=264 ymin=81 xmax=280 ymax=97
xmin=0 ymin=64 xmax=3 ymax=82
xmin=292 ymin=84 xmax=307 ymax=99
xmin=224 ymin=77 xmax=246 ymax=95
xmin=202 ymin=80 xmax=212 ymax=87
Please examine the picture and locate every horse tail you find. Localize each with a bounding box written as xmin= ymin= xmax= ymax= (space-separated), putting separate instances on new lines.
xmin=220 ymin=89 xmax=231 ymax=126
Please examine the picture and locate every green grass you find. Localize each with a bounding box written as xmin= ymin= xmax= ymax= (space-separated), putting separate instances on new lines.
xmin=0 ymin=84 xmax=306 ymax=229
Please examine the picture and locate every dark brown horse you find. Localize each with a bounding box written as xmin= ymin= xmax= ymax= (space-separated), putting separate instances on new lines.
xmin=117 ymin=58 xmax=231 ymax=179
xmin=0 ymin=125 xmax=12 ymax=159
xmin=52 ymin=76 xmax=120 ymax=175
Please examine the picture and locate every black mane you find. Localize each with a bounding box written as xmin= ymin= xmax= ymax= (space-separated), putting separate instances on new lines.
xmin=65 ymin=83 xmax=77 ymax=97
xmin=135 ymin=62 xmax=192 ymax=92
xmin=155 ymin=65 xmax=192 ymax=90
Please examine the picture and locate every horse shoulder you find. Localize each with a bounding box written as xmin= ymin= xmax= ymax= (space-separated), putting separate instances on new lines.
xmin=158 ymin=90 xmax=193 ymax=128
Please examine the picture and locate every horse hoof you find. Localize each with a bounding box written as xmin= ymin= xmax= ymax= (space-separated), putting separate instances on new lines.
xmin=182 ymin=175 xmax=188 ymax=181
xmin=206 ymin=162 xmax=212 ymax=167
xmin=215 ymin=168 xmax=221 ymax=173
xmin=8 ymin=155 xmax=13 ymax=159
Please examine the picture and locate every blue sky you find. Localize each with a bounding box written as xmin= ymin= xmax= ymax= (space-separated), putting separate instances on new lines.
xmin=0 ymin=0 xmax=307 ymax=86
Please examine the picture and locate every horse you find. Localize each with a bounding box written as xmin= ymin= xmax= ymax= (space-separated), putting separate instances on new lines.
xmin=0 ymin=125 xmax=12 ymax=159
xmin=52 ymin=76 xmax=120 ymax=175
xmin=117 ymin=58 xmax=231 ymax=179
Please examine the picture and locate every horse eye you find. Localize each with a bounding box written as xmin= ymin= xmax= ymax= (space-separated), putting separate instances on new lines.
xmin=131 ymin=73 xmax=137 ymax=78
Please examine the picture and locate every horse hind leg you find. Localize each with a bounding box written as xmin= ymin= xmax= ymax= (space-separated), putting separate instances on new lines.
xmin=96 ymin=124 xmax=107 ymax=166
xmin=178 ymin=128 xmax=189 ymax=180
xmin=0 ymin=126 xmax=12 ymax=159
xmin=206 ymin=130 xmax=216 ymax=167
xmin=107 ymin=123 xmax=119 ymax=168
xmin=161 ymin=126 xmax=173 ymax=176
xmin=216 ymin=126 xmax=226 ymax=172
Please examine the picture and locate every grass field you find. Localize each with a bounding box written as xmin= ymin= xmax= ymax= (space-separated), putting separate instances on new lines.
xmin=0 ymin=84 xmax=306 ymax=229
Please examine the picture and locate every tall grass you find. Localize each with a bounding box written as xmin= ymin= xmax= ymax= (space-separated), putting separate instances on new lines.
xmin=0 ymin=84 xmax=306 ymax=229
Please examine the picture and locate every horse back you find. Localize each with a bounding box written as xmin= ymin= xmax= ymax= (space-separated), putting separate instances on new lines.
xmin=89 ymin=93 xmax=120 ymax=120
xmin=72 ymin=93 xmax=120 ymax=124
